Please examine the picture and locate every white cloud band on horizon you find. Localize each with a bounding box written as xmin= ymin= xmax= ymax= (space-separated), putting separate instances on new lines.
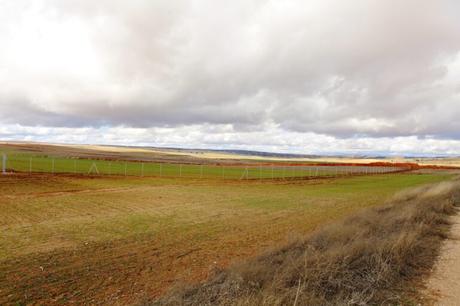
xmin=2 ymin=123 xmax=460 ymax=156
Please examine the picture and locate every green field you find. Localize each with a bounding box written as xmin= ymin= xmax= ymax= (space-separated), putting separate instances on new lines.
xmin=0 ymin=171 xmax=453 ymax=305
xmin=3 ymin=151 xmax=401 ymax=179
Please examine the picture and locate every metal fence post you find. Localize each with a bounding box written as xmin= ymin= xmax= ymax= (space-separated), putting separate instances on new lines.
xmin=2 ymin=153 xmax=6 ymax=175
xmin=240 ymin=167 xmax=249 ymax=180
xmin=141 ymin=163 xmax=144 ymax=177
xmin=29 ymin=157 xmax=32 ymax=174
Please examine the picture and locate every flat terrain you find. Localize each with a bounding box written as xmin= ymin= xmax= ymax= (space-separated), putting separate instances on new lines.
xmin=0 ymin=171 xmax=452 ymax=305
xmin=2 ymin=141 xmax=460 ymax=167
xmin=0 ymin=142 xmax=404 ymax=180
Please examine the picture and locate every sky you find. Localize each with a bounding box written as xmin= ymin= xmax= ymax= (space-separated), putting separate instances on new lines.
xmin=1 ymin=0 xmax=460 ymax=155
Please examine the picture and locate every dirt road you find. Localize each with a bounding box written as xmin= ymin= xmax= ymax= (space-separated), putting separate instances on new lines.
xmin=427 ymin=213 xmax=460 ymax=305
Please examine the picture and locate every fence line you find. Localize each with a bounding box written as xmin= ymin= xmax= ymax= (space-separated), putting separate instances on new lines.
xmin=0 ymin=153 xmax=408 ymax=180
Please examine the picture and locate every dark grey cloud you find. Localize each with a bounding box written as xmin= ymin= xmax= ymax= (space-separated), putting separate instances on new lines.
xmin=1 ymin=0 xmax=460 ymax=141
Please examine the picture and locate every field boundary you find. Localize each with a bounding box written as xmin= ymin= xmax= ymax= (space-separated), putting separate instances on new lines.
xmin=0 ymin=152 xmax=410 ymax=180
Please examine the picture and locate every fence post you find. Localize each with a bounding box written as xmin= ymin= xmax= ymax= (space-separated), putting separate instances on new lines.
xmin=74 ymin=160 xmax=77 ymax=174
xmin=52 ymin=158 xmax=55 ymax=174
xmin=160 ymin=163 xmax=163 ymax=177
xmin=141 ymin=163 xmax=144 ymax=177
xmin=29 ymin=157 xmax=32 ymax=174
xmin=200 ymin=164 xmax=203 ymax=179
xmin=179 ymin=164 xmax=182 ymax=177
xmin=124 ymin=162 xmax=127 ymax=176
xmin=244 ymin=167 xmax=248 ymax=180
xmin=108 ymin=162 xmax=112 ymax=175
xmin=238 ymin=167 xmax=245 ymax=180
xmin=2 ymin=153 xmax=6 ymax=175
xmin=88 ymin=162 xmax=99 ymax=175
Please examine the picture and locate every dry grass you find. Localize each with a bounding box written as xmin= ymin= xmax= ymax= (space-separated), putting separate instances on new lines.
xmin=153 ymin=180 xmax=460 ymax=306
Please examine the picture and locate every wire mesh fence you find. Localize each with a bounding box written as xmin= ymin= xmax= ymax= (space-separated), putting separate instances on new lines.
xmin=0 ymin=153 xmax=407 ymax=180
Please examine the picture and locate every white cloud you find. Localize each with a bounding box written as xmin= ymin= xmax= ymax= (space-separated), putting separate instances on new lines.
xmin=0 ymin=0 xmax=460 ymax=154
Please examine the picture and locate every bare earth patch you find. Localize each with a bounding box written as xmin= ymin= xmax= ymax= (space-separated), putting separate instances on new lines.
xmin=426 ymin=213 xmax=460 ymax=305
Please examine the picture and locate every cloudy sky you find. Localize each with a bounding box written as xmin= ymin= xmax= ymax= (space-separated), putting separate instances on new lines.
xmin=1 ymin=0 xmax=460 ymax=155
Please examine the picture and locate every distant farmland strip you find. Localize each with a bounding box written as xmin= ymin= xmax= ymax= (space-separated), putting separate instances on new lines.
xmin=1 ymin=153 xmax=407 ymax=179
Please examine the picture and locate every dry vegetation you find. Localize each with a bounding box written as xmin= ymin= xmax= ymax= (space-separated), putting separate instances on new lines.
xmin=154 ymin=180 xmax=460 ymax=305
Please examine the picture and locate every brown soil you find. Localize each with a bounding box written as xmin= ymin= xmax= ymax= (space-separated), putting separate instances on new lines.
xmin=0 ymin=227 xmax=274 ymax=305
